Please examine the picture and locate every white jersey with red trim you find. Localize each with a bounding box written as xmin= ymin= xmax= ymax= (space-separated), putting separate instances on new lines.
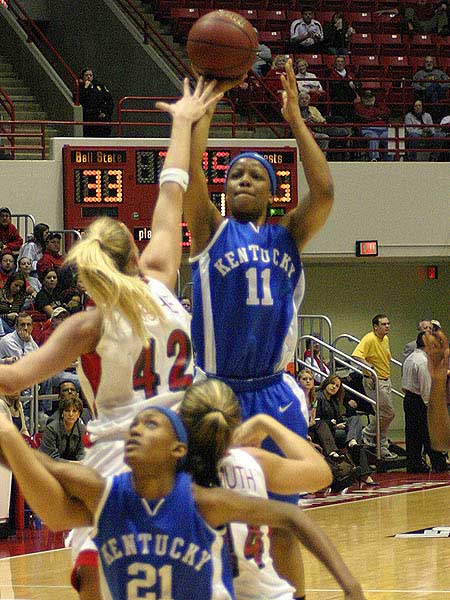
xmin=77 ymin=277 xmax=193 ymax=443
xmin=219 ymin=449 xmax=295 ymax=600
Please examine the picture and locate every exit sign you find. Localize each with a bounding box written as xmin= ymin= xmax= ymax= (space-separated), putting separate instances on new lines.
xmin=356 ymin=240 xmax=378 ymax=257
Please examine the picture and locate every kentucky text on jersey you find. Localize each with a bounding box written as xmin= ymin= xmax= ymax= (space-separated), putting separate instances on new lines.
xmin=213 ymin=245 xmax=296 ymax=279
xmin=100 ymin=533 xmax=212 ymax=572
xmin=220 ymin=463 xmax=257 ymax=493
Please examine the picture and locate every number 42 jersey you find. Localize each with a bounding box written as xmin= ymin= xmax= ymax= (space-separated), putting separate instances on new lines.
xmin=190 ymin=220 xmax=304 ymax=379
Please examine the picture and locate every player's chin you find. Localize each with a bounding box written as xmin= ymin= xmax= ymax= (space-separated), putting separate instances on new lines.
xmin=231 ymin=206 xmax=262 ymax=223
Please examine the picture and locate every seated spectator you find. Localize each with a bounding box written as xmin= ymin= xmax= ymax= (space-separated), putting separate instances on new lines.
xmin=303 ymin=336 xmax=330 ymax=384
xmin=265 ymin=54 xmax=289 ymax=98
xmin=39 ymin=393 xmax=86 ymax=461
xmin=36 ymin=232 xmax=64 ymax=278
xmin=252 ymin=37 xmax=272 ymax=77
xmin=322 ymin=12 xmax=355 ymax=55
xmin=405 ymin=100 xmax=439 ymax=161
xmin=413 ymin=56 xmax=450 ymax=113
xmin=0 ymin=312 xmax=37 ymax=358
xmin=295 ymin=58 xmax=324 ymax=97
xmin=316 ymin=374 xmax=377 ymax=485
xmin=180 ymin=296 xmax=192 ymax=313
xmin=0 ymin=392 xmax=29 ymax=435
xmin=0 ymin=207 xmax=23 ymax=255
xmin=328 ymin=55 xmax=357 ymax=122
xmin=48 ymin=381 xmax=92 ymax=425
xmin=34 ymin=306 xmax=69 ymax=346
xmin=0 ymin=272 xmax=27 ymax=335
xmin=354 ymin=89 xmax=391 ymax=161
xmin=299 ymin=92 xmax=330 ymax=151
xmin=17 ymin=256 xmax=41 ymax=309
xmin=290 ymin=9 xmax=324 ymax=52
xmin=34 ymin=268 xmax=62 ymax=318
xmin=404 ymin=1 xmax=449 ymax=36
xmin=18 ymin=222 xmax=49 ymax=274
xmin=0 ymin=251 xmax=16 ymax=287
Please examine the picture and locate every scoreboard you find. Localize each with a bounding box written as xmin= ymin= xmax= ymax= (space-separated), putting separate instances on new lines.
xmin=62 ymin=145 xmax=299 ymax=249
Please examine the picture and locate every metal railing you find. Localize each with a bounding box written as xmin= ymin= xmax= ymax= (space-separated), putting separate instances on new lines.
xmin=297 ymin=333 xmax=382 ymax=459
xmin=12 ymin=212 xmax=36 ymax=244
xmin=297 ymin=314 xmax=333 ymax=373
xmin=0 ymin=87 xmax=15 ymax=159
xmin=5 ymin=0 xmax=80 ymax=103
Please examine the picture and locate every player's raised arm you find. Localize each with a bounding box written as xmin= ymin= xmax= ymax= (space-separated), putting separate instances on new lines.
xmin=139 ymin=78 xmax=222 ymax=288
xmin=195 ymin=485 xmax=366 ymax=600
xmin=279 ymin=59 xmax=334 ymax=251
xmin=0 ymin=413 xmax=102 ymax=530
xmin=426 ymin=330 xmax=450 ymax=450
xmin=184 ymin=77 xmax=243 ymax=256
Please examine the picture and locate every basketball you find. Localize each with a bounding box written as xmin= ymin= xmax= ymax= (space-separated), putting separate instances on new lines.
xmin=187 ymin=10 xmax=259 ymax=79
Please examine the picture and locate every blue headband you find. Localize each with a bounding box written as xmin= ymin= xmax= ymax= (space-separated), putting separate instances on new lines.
xmin=225 ymin=152 xmax=277 ymax=196
xmin=150 ymin=406 xmax=188 ymax=445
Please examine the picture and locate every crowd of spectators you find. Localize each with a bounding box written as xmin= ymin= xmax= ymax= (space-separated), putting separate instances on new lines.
xmin=0 ymin=214 xmax=90 ymax=432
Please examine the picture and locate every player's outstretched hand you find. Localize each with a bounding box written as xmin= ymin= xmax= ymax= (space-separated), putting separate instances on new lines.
xmin=155 ymin=77 xmax=223 ymax=124
xmin=280 ymin=58 xmax=301 ymax=124
xmin=424 ymin=330 xmax=449 ymax=380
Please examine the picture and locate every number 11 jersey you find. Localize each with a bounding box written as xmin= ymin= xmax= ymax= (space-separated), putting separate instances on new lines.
xmin=190 ymin=219 xmax=304 ymax=379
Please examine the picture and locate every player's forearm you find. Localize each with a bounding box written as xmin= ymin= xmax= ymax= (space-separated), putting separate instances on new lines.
xmin=188 ymin=110 xmax=214 ymax=176
xmin=291 ymin=114 xmax=333 ymax=203
xmin=286 ymin=511 xmax=364 ymax=596
xmin=428 ymin=375 xmax=450 ymax=451
xmin=162 ymin=117 xmax=195 ymax=174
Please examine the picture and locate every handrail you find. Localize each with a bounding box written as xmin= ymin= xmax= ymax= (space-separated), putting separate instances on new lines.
xmin=333 ymin=333 xmax=405 ymax=400
xmin=298 ymin=334 xmax=382 ymax=459
xmin=112 ymin=0 xmax=191 ymax=81
xmin=5 ymin=0 xmax=80 ymax=103
xmin=117 ymin=96 xmax=237 ymax=136
xmin=0 ymin=86 xmax=16 ymax=159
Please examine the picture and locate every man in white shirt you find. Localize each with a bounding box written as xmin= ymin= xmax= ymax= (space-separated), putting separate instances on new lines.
xmin=290 ymin=10 xmax=323 ymax=51
xmin=402 ymin=318 xmax=433 ymax=364
xmin=402 ymin=332 xmax=447 ymax=473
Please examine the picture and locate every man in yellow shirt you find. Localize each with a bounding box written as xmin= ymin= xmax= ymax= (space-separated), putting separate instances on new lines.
xmin=352 ymin=314 xmax=397 ymax=459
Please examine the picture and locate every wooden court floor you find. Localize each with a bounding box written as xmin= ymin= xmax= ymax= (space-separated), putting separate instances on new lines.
xmin=1 ymin=483 xmax=450 ymax=599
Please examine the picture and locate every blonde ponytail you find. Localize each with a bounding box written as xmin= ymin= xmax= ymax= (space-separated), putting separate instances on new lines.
xmin=66 ymin=218 xmax=162 ymax=345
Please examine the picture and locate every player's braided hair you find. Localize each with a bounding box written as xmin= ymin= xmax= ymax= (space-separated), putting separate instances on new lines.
xmin=179 ymin=380 xmax=241 ymax=488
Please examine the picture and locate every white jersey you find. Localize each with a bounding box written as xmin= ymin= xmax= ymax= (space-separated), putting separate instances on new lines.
xmin=70 ymin=277 xmax=193 ymax=559
xmin=219 ymin=449 xmax=295 ymax=600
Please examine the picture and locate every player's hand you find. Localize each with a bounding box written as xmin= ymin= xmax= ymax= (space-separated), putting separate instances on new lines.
xmin=155 ymin=77 xmax=223 ymax=124
xmin=344 ymin=583 xmax=367 ymax=599
xmin=424 ymin=330 xmax=449 ymax=380
xmin=280 ymin=59 xmax=301 ymax=124
xmin=231 ymin=414 xmax=274 ymax=447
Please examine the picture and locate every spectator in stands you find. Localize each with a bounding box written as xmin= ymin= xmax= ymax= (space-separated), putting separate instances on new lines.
xmin=290 ymin=9 xmax=324 ymax=52
xmin=354 ymin=88 xmax=391 ymax=161
xmin=0 ymin=312 xmax=37 ymax=359
xmin=37 ymin=232 xmax=64 ymax=277
xmin=295 ymin=58 xmax=324 ymax=97
xmin=322 ymin=12 xmax=355 ymax=55
xmin=17 ymin=256 xmax=41 ymax=309
xmin=328 ymin=55 xmax=357 ymax=122
xmin=402 ymin=332 xmax=448 ymax=473
xmin=405 ymin=100 xmax=439 ymax=161
xmin=439 ymin=112 xmax=450 ymax=159
xmin=413 ymin=56 xmax=450 ymax=112
xmin=79 ymin=67 xmax=114 ymax=137
xmin=299 ymin=92 xmax=330 ymax=151
xmin=0 ymin=272 xmax=27 ymax=335
xmin=48 ymin=381 xmax=91 ymax=425
xmin=34 ymin=306 xmax=69 ymax=346
xmin=316 ymin=374 xmax=377 ymax=485
xmin=34 ymin=268 xmax=62 ymax=318
xmin=39 ymin=393 xmax=86 ymax=461
xmin=0 ymin=207 xmax=23 ymax=255
xmin=0 ymin=392 xmax=29 ymax=435
xmin=180 ymin=296 xmax=192 ymax=313
xmin=0 ymin=252 xmax=16 ymax=287
xmin=265 ymin=54 xmax=289 ymax=97
xmin=252 ymin=36 xmax=272 ymax=77
xmin=18 ymin=222 xmax=49 ymax=274
xmin=404 ymin=1 xmax=449 ymax=36
xmin=304 ymin=335 xmax=330 ymax=384
xmin=402 ymin=319 xmax=433 ymax=363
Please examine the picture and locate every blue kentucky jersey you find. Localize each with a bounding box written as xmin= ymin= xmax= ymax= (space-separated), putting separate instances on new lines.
xmin=190 ymin=219 xmax=305 ymax=379
xmin=92 ymin=471 xmax=234 ymax=600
